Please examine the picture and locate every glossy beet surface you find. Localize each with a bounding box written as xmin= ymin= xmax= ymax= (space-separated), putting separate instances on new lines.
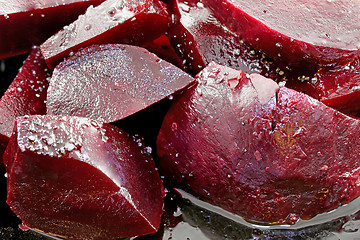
xmin=157 ymin=62 xmax=360 ymax=224
xmin=4 ymin=115 xmax=164 ymax=240
xmin=203 ymin=0 xmax=360 ymax=70
xmin=46 ymin=44 xmax=194 ymax=123
xmin=40 ymin=0 xmax=171 ymax=69
xmin=168 ymin=0 xmax=287 ymax=79
xmin=0 ymin=47 xmax=50 ymax=166
xmin=314 ymin=57 xmax=360 ymax=116
xmin=0 ymin=0 xmax=105 ymax=60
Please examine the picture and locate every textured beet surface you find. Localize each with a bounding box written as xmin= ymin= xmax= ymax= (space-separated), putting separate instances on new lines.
xmin=0 ymin=0 xmax=105 ymax=60
xmin=46 ymin=44 xmax=194 ymax=123
xmin=0 ymin=47 xmax=50 ymax=167
xmin=157 ymin=62 xmax=360 ymax=224
xmin=203 ymin=0 xmax=360 ymax=70
xmin=40 ymin=0 xmax=171 ymax=69
xmin=4 ymin=115 xmax=164 ymax=240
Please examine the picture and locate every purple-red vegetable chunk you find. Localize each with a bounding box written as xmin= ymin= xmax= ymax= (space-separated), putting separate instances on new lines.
xmin=4 ymin=115 xmax=164 ymax=239
xmin=157 ymin=62 xmax=360 ymax=224
xmin=46 ymin=44 xmax=194 ymax=123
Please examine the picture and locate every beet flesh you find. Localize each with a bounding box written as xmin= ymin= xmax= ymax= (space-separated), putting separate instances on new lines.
xmin=168 ymin=0 xmax=285 ymax=79
xmin=203 ymin=0 xmax=360 ymax=70
xmin=4 ymin=115 xmax=164 ymax=239
xmin=0 ymin=0 xmax=105 ymax=60
xmin=46 ymin=44 xmax=194 ymax=123
xmin=40 ymin=0 xmax=171 ymax=69
xmin=0 ymin=47 xmax=50 ymax=167
xmin=157 ymin=62 xmax=360 ymax=224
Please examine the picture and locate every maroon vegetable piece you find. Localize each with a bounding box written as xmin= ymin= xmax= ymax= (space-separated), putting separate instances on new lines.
xmin=286 ymin=57 xmax=360 ymax=117
xmin=315 ymin=58 xmax=360 ymax=116
xmin=46 ymin=44 xmax=194 ymax=123
xmin=4 ymin=115 xmax=164 ymax=239
xmin=0 ymin=47 xmax=50 ymax=167
xmin=168 ymin=0 xmax=285 ymax=79
xmin=41 ymin=0 xmax=171 ymax=69
xmin=0 ymin=0 xmax=105 ymax=60
xmin=142 ymin=35 xmax=185 ymax=70
xmin=157 ymin=62 xmax=360 ymax=224
xmin=203 ymin=0 xmax=360 ymax=70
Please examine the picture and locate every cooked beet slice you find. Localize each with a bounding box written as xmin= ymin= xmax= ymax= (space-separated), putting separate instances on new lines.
xmin=41 ymin=0 xmax=171 ymax=69
xmin=0 ymin=0 xmax=105 ymax=60
xmin=46 ymin=44 xmax=194 ymax=123
xmin=157 ymin=62 xmax=360 ymax=224
xmin=168 ymin=0 xmax=287 ymax=79
xmin=4 ymin=115 xmax=164 ymax=239
xmin=203 ymin=0 xmax=360 ymax=70
xmin=0 ymin=47 xmax=50 ymax=167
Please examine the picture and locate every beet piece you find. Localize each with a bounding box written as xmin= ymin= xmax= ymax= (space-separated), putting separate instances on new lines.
xmin=286 ymin=57 xmax=360 ymax=117
xmin=168 ymin=0 xmax=287 ymax=79
xmin=0 ymin=0 xmax=105 ymax=60
xmin=4 ymin=115 xmax=164 ymax=240
xmin=157 ymin=62 xmax=360 ymax=224
xmin=313 ymin=58 xmax=360 ymax=116
xmin=40 ymin=0 xmax=171 ymax=69
xmin=202 ymin=0 xmax=360 ymax=71
xmin=142 ymin=35 xmax=185 ymax=71
xmin=0 ymin=47 xmax=50 ymax=167
xmin=46 ymin=44 xmax=194 ymax=123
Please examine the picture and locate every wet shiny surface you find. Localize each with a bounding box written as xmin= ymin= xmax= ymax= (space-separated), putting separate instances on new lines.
xmin=41 ymin=0 xmax=170 ymax=68
xmin=157 ymin=62 xmax=360 ymax=224
xmin=47 ymin=44 xmax=194 ymax=123
xmin=3 ymin=115 xmax=164 ymax=239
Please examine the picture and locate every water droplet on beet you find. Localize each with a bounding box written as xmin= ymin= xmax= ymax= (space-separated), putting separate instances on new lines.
xmin=84 ymin=24 xmax=92 ymax=31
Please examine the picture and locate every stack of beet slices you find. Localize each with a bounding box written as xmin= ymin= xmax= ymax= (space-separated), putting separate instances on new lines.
xmin=1 ymin=0 xmax=360 ymax=239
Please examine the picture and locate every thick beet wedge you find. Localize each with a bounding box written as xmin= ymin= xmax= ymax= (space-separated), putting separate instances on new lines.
xmin=46 ymin=44 xmax=194 ymax=123
xmin=4 ymin=115 xmax=164 ymax=239
xmin=0 ymin=0 xmax=105 ymax=60
xmin=157 ymin=62 xmax=360 ymax=224
xmin=313 ymin=58 xmax=360 ymax=116
xmin=41 ymin=0 xmax=171 ymax=69
xmin=168 ymin=0 xmax=284 ymax=79
xmin=0 ymin=47 xmax=50 ymax=166
xmin=286 ymin=57 xmax=360 ymax=117
xmin=203 ymin=0 xmax=360 ymax=70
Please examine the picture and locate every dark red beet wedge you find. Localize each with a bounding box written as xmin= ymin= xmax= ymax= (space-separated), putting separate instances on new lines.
xmin=157 ymin=62 xmax=360 ymax=224
xmin=46 ymin=44 xmax=194 ymax=123
xmin=203 ymin=0 xmax=360 ymax=70
xmin=0 ymin=47 xmax=50 ymax=167
xmin=142 ymin=35 xmax=185 ymax=70
xmin=286 ymin=56 xmax=360 ymax=117
xmin=4 ymin=115 xmax=164 ymax=240
xmin=168 ymin=0 xmax=287 ymax=79
xmin=0 ymin=0 xmax=105 ymax=60
xmin=315 ymin=58 xmax=360 ymax=117
xmin=41 ymin=0 xmax=171 ymax=69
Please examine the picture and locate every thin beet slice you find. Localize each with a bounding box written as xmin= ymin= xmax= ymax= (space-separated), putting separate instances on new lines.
xmin=0 ymin=47 xmax=50 ymax=167
xmin=46 ymin=44 xmax=194 ymax=123
xmin=0 ymin=0 xmax=105 ymax=60
xmin=203 ymin=0 xmax=360 ymax=70
xmin=41 ymin=0 xmax=171 ymax=69
xmin=157 ymin=62 xmax=360 ymax=224
xmin=168 ymin=0 xmax=288 ymax=79
xmin=4 ymin=115 xmax=164 ymax=240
